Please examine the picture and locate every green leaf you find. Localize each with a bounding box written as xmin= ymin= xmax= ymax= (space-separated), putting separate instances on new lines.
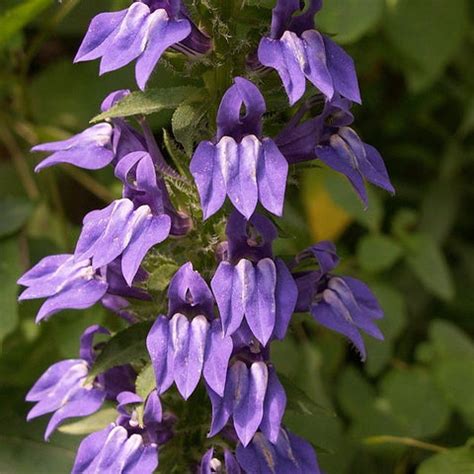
xmin=379 ymin=369 xmax=450 ymax=438
xmin=404 ymin=233 xmax=455 ymax=301
xmin=171 ymin=103 xmax=203 ymax=156
xmin=0 ymin=197 xmax=33 ymax=238
xmin=336 ymin=366 xmax=376 ymax=419
xmin=364 ymin=285 xmax=407 ymax=376
xmin=92 ymin=87 xmax=201 ymax=122
xmin=0 ymin=409 xmax=77 ymax=474
xmin=384 ymin=0 xmax=469 ymax=91
xmin=135 ymin=363 xmax=156 ymax=400
xmin=30 ymin=60 xmax=136 ymax=130
xmin=371 ymin=285 xmax=407 ymax=341
xmin=417 ymin=443 xmax=474 ymax=474
xmin=88 ymin=322 xmax=152 ymax=378
xmin=278 ymin=372 xmax=335 ymax=418
xmin=428 ymin=319 xmax=474 ymax=361
xmin=148 ymin=263 xmax=179 ymax=293
xmin=49 ymin=305 xmax=106 ymax=359
xmin=324 ymin=170 xmax=383 ymax=232
xmin=357 ymin=234 xmax=403 ymax=273
xmin=318 ymin=0 xmax=384 ymax=44
xmin=434 ymin=360 xmax=474 ymax=429
xmin=419 ymin=178 xmax=460 ymax=245
xmin=58 ymin=407 xmax=117 ymax=435
xmin=0 ymin=0 xmax=52 ymax=49
xmin=0 ymin=433 xmax=76 ymax=473
xmin=0 ymin=237 xmax=21 ymax=345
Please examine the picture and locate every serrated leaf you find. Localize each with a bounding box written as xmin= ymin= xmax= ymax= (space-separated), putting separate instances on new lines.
xmin=136 ymin=363 xmax=156 ymax=400
xmin=404 ymin=233 xmax=455 ymax=301
xmin=163 ymin=129 xmax=190 ymax=179
xmin=92 ymin=87 xmax=202 ymax=122
xmin=0 ymin=197 xmax=33 ymax=238
xmin=357 ymin=234 xmax=403 ymax=273
xmin=58 ymin=407 xmax=116 ymax=435
xmin=148 ymin=263 xmax=179 ymax=293
xmin=88 ymin=322 xmax=152 ymax=378
xmin=171 ymin=103 xmax=202 ymax=156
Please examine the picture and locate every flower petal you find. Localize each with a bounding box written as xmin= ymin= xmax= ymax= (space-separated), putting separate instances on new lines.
xmin=99 ymin=3 xmax=151 ymax=74
xmin=33 ymin=124 xmax=114 ymax=172
xmin=233 ymin=361 xmax=268 ymax=447
xmin=121 ymin=212 xmax=171 ymax=286
xmin=258 ymin=138 xmax=288 ymax=216
xmin=173 ymin=315 xmax=209 ymax=399
xmin=135 ymin=10 xmax=191 ymax=90
xmin=211 ymin=261 xmax=244 ymax=337
xmin=35 ymin=278 xmax=108 ymax=322
xmin=273 ymin=258 xmax=298 ymax=340
xmin=203 ymin=320 xmax=233 ymax=397
xmin=324 ymin=35 xmax=361 ymax=104
xmin=190 ymin=141 xmax=226 ymax=220
xmin=45 ymin=387 xmax=106 ymax=440
xmin=258 ymin=35 xmax=306 ymax=106
xmin=260 ymin=368 xmax=286 ymax=443
xmin=245 ymin=258 xmax=276 ymax=346
xmin=75 ymin=10 xmax=128 ymax=62
xmin=72 ymin=424 xmax=114 ymax=474
xmin=146 ymin=315 xmax=174 ymax=394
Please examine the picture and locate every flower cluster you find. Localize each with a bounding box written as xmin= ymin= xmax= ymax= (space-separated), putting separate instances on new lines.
xmin=19 ymin=1 xmax=393 ymax=472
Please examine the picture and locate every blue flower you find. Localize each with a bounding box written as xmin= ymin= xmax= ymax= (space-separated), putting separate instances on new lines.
xmin=258 ymin=0 xmax=360 ymax=105
xmin=75 ymin=1 xmax=210 ymax=90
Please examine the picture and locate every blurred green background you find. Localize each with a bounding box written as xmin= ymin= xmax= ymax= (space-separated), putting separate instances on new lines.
xmin=0 ymin=0 xmax=473 ymax=472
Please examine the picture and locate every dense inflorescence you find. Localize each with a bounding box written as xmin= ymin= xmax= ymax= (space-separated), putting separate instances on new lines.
xmin=19 ymin=1 xmax=394 ymax=472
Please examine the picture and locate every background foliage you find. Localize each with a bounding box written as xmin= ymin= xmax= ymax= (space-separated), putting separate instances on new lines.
xmin=0 ymin=0 xmax=473 ymax=472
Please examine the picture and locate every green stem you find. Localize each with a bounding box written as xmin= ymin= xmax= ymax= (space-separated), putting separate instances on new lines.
xmin=0 ymin=127 xmax=40 ymax=201
xmin=60 ymin=166 xmax=116 ymax=203
xmin=363 ymin=435 xmax=448 ymax=453
xmin=45 ymin=171 xmax=70 ymax=251
xmin=25 ymin=0 xmax=81 ymax=66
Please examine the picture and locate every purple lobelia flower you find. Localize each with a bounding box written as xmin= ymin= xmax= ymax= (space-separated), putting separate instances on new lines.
xmin=75 ymin=0 xmax=210 ymax=90
xmin=32 ymin=123 xmax=115 ymax=171
xmin=72 ymin=390 xmax=175 ymax=473
xmin=17 ymin=253 xmax=150 ymax=322
xmin=295 ymin=241 xmax=384 ymax=360
xmin=32 ymin=90 xmax=148 ymax=172
xmin=235 ymin=428 xmax=322 ymax=474
xmin=200 ymin=447 xmax=241 ymax=474
xmin=18 ymin=254 xmax=109 ymax=322
xmin=26 ymin=325 xmax=136 ymax=440
xmin=211 ymin=211 xmax=298 ymax=346
xmin=258 ymin=0 xmax=361 ymax=105
xmin=75 ymin=145 xmax=175 ymax=282
xmin=190 ymin=77 xmax=289 ymax=219
xmin=277 ymin=95 xmax=394 ymax=206
xmin=147 ymin=263 xmax=233 ymax=399
xmin=207 ymin=359 xmax=286 ymax=447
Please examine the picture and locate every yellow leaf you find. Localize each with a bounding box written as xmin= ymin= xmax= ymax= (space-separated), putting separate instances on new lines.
xmin=301 ymin=169 xmax=352 ymax=241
